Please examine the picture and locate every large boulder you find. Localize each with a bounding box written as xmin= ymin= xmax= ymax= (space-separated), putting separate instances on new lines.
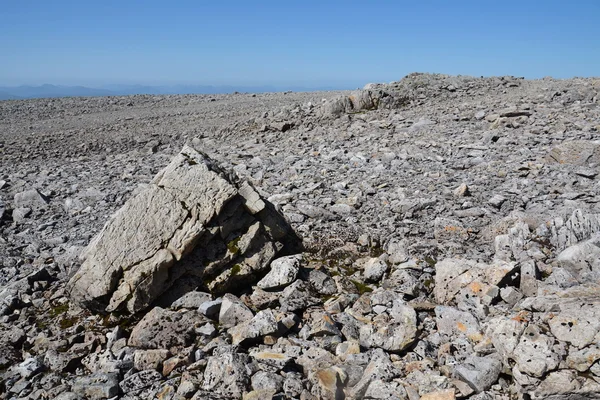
xmin=68 ymin=145 xmax=301 ymax=314
xmin=546 ymin=140 xmax=600 ymax=165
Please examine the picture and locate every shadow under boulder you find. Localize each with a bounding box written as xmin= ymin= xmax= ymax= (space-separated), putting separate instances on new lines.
xmin=67 ymin=144 xmax=302 ymax=315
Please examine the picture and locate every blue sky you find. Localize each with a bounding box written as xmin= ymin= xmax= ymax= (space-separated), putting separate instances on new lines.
xmin=1 ymin=0 xmax=599 ymax=88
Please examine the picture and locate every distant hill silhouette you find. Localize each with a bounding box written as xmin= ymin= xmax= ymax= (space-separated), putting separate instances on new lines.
xmin=0 ymin=84 xmax=116 ymax=99
xmin=0 ymin=83 xmax=348 ymax=100
xmin=0 ymin=90 xmax=24 ymax=100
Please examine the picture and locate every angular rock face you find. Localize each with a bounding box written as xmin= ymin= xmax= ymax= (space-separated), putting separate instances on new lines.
xmin=68 ymin=145 xmax=301 ymax=314
xmin=546 ymin=140 xmax=600 ymax=165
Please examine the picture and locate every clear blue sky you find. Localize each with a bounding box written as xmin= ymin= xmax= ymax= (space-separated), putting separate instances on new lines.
xmin=1 ymin=0 xmax=599 ymax=88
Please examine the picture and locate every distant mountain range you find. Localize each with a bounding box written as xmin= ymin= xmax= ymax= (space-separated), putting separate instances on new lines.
xmin=0 ymin=83 xmax=348 ymax=100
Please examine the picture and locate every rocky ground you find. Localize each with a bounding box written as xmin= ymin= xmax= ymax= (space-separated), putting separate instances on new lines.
xmin=1 ymin=73 xmax=600 ymax=399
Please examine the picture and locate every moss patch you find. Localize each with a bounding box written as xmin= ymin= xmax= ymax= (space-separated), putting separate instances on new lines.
xmin=351 ymin=280 xmax=373 ymax=295
xmin=50 ymin=303 xmax=69 ymax=317
xmin=226 ymin=237 xmax=241 ymax=255
xmin=230 ymin=264 xmax=241 ymax=276
xmin=59 ymin=316 xmax=79 ymax=330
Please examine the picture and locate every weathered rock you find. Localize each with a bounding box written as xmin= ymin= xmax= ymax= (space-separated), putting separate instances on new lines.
xmin=513 ymin=324 xmax=564 ymax=377
xmin=119 ymin=369 xmax=163 ymax=394
xmin=198 ymin=298 xmax=222 ymax=318
xmin=228 ymin=309 xmax=278 ymax=345
xmin=359 ymin=300 xmax=417 ymax=352
xmin=218 ymin=293 xmax=254 ymax=328
xmin=250 ymin=350 xmax=293 ymax=370
xmin=455 ymin=355 xmax=502 ymax=393
xmin=347 ymin=349 xmax=399 ymax=399
xmin=529 ymin=369 xmax=600 ymax=400
xmin=279 ymin=280 xmax=320 ymax=312
xmin=363 ymin=258 xmax=389 ymax=282
xmin=548 ymin=301 xmax=600 ymax=348
xmin=134 ymin=349 xmax=171 ymax=371
xmin=547 ymin=140 xmax=600 ymax=165
xmin=420 ymin=389 xmax=456 ymax=400
xmin=72 ymin=372 xmax=120 ymax=400
xmin=251 ymin=370 xmax=284 ymax=392
xmin=556 ymin=235 xmax=600 ymax=282
xmin=129 ymin=307 xmax=204 ymax=349
xmin=203 ymin=352 xmax=257 ymax=398
xmin=170 ymin=291 xmax=212 ymax=310
xmin=14 ymin=189 xmax=49 ymax=208
xmin=15 ymin=357 xmax=45 ymax=378
xmin=364 ymin=380 xmax=407 ymax=399
xmin=257 ymin=254 xmax=301 ymax=290
xmin=310 ymin=367 xmax=345 ymax=400
xmin=68 ymin=145 xmax=300 ymax=314
xmin=566 ymin=346 xmax=600 ymax=372
xmin=308 ymin=269 xmax=337 ymax=295
xmin=435 ymin=306 xmax=482 ymax=342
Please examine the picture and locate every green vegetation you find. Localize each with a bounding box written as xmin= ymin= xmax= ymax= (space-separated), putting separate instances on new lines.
xmin=230 ymin=264 xmax=241 ymax=276
xmin=351 ymin=279 xmax=373 ymax=295
xmin=50 ymin=303 xmax=69 ymax=317
xmin=59 ymin=316 xmax=79 ymax=329
xmin=226 ymin=237 xmax=241 ymax=255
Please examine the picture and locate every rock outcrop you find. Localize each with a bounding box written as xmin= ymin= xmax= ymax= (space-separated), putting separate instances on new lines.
xmin=67 ymin=145 xmax=301 ymax=314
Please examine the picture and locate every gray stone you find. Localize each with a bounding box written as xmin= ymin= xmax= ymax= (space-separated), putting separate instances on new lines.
xmin=67 ymin=145 xmax=299 ymax=314
xmin=257 ymin=254 xmax=301 ymax=290
xmin=364 ymin=380 xmax=407 ymax=399
xmin=435 ymin=306 xmax=482 ymax=341
xmin=238 ymin=181 xmax=266 ymax=214
xmin=198 ymin=298 xmax=222 ymax=318
xmin=12 ymin=207 xmax=31 ymax=222
xmin=250 ymin=350 xmax=292 ymax=370
xmin=129 ymin=307 xmax=203 ymax=349
xmin=14 ymin=189 xmax=49 ymax=208
xmin=310 ymin=367 xmax=345 ymax=400
xmin=485 ymin=315 xmax=526 ymax=363
xmin=251 ymin=370 xmax=284 ymax=392
xmin=171 ymin=291 xmax=212 ymax=310
xmin=548 ymin=301 xmax=600 ymax=348
xmin=500 ymin=286 xmax=523 ymax=305
xmin=556 ymin=235 xmax=600 ymax=281
xmin=218 ymin=293 xmax=254 ymax=329
xmin=283 ymin=376 xmax=304 ymax=398
xmin=513 ymin=324 xmax=564 ymax=377
xmin=203 ymin=352 xmax=256 ymax=398
xmin=347 ymin=349 xmax=400 ymax=399
xmin=249 ymin=286 xmax=280 ymax=309
xmin=547 ymin=140 xmax=600 ymax=165
xmin=279 ymin=280 xmax=320 ymax=312
xmin=197 ymin=322 xmax=218 ymax=337
xmin=488 ymin=194 xmax=506 ymax=208
xmin=72 ymin=372 xmax=120 ymax=400
xmin=455 ymin=355 xmax=502 ymax=393
xmin=133 ymin=349 xmax=170 ymax=371
xmin=15 ymin=357 xmax=45 ymax=378
xmin=119 ymin=369 xmax=163 ymax=394
xmin=360 ymin=300 xmax=417 ymax=352
xmin=228 ymin=309 xmax=278 ymax=345
xmin=530 ymin=369 xmax=600 ymax=400
xmin=307 ymin=310 xmax=342 ymax=338
xmin=566 ymin=345 xmax=600 ymax=372
xmin=44 ymin=349 xmax=84 ymax=373
xmin=433 ymin=258 xmax=476 ymax=304
xmin=308 ymin=269 xmax=337 ymax=295
xmin=363 ymin=258 xmax=389 ymax=282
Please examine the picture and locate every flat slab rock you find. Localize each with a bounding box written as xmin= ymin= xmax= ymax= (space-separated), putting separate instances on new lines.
xmin=67 ymin=145 xmax=300 ymax=314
